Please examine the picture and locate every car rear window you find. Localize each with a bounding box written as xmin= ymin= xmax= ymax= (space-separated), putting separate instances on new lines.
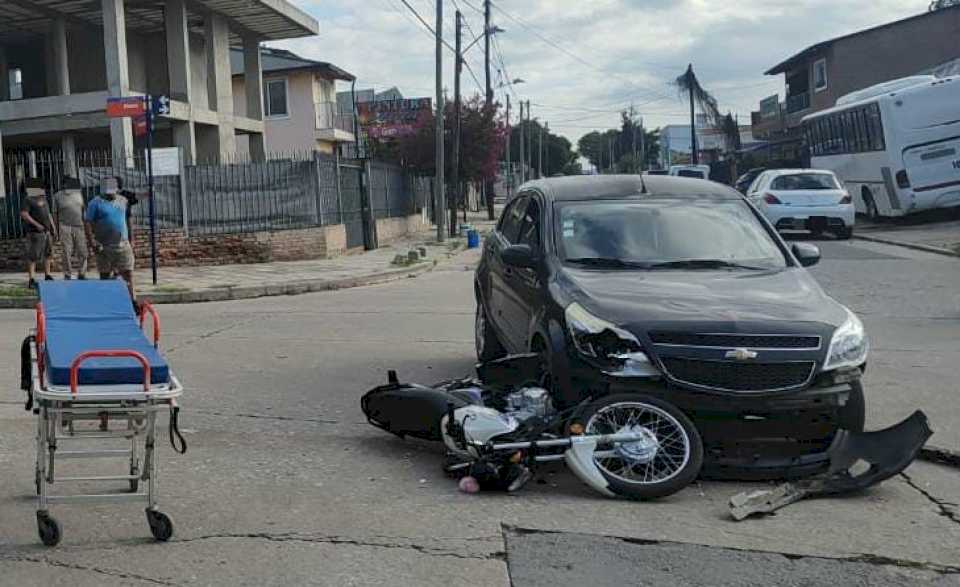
xmin=771 ymin=173 xmax=839 ymax=190
xmin=677 ymin=170 xmax=706 ymax=179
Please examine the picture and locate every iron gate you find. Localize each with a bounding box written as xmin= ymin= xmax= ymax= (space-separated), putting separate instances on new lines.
xmin=338 ymin=161 xmax=366 ymax=249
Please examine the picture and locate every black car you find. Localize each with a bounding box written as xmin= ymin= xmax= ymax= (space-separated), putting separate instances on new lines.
xmin=734 ymin=167 xmax=766 ymax=194
xmin=474 ymin=175 xmax=868 ymax=478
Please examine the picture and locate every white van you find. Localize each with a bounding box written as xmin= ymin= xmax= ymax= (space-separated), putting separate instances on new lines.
xmin=668 ymin=165 xmax=711 ymax=180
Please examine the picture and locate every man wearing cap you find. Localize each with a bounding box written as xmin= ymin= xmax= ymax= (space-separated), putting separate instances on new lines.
xmin=52 ymin=176 xmax=88 ymax=280
xmin=19 ymin=178 xmax=56 ymax=288
xmin=84 ymin=178 xmax=137 ymax=304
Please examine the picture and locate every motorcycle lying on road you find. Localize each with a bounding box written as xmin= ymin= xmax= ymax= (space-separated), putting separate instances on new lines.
xmin=361 ymin=354 xmax=704 ymax=499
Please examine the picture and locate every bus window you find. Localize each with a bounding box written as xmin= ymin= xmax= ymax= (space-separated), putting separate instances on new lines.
xmin=867 ymin=104 xmax=885 ymax=151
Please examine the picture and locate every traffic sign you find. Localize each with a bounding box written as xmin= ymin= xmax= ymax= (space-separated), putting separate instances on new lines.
xmin=106 ymin=96 xmax=146 ymax=118
xmin=151 ymin=95 xmax=171 ymax=116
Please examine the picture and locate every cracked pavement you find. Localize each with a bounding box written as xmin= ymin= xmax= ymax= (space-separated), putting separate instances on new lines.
xmin=1 ymin=239 xmax=959 ymax=585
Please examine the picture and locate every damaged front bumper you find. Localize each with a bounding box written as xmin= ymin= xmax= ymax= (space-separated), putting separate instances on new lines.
xmin=575 ymin=365 xmax=864 ymax=479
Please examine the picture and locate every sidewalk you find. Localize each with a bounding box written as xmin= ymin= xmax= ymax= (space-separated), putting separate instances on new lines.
xmin=857 ymin=216 xmax=960 ymax=257
xmin=0 ymin=215 xmax=496 ymax=309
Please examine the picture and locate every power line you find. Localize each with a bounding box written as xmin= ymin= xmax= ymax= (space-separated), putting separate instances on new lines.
xmin=396 ymin=0 xmax=457 ymax=54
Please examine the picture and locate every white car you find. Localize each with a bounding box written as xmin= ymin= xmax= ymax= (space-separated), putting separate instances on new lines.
xmin=668 ymin=164 xmax=710 ymax=180
xmin=746 ymin=169 xmax=855 ymax=239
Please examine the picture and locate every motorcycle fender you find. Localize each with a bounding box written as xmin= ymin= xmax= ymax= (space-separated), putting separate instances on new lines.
xmin=564 ymin=436 xmax=616 ymax=498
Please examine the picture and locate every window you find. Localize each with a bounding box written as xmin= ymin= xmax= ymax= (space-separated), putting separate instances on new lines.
xmin=771 ymin=173 xmax=840 ymax=191
xmin=517 ymin=198 xmax=541 ymax=251
xmin=813 ymin=59 xmax=827 ymax=92
xmin=8 ymin=68 xmax=22 ymax=100
xmin=499 ymin=196 xmax=528 ymax=243
xmin=264 ymin=79 xmax=288 ymax=117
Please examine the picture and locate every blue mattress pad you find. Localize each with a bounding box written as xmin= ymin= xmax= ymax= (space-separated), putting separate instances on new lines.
xmin=38 ymin=281 xmax=170 ymax=387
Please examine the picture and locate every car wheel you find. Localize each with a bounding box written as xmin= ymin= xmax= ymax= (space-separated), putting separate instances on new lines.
xmin=475 ymin=303 xmax=506 ymax=362
xmin=838 ymin=380 xmax=865 ymax=432
xmin=836 ymin=226 xmax=853 ymax=240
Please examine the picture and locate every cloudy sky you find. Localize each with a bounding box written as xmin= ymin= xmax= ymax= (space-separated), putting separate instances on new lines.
xmin=276 ymin=0 xmax=929 ymax=143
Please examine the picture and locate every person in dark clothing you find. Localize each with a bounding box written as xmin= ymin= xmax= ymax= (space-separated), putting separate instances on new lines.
xmin=19 ymin=178 xmax=56 ymax=288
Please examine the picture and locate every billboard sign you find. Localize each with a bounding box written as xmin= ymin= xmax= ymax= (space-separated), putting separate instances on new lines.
xmin=357 ymin=97 xmax=432 ymax=138
xmin=759 ymin=95 xmax=780 ymax=119
xmin=106 ymin=96 xmax=146 ymax=118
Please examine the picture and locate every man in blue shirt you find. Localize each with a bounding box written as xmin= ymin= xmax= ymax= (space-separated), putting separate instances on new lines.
xmin=84 ymin=178 xmax=137 ymax=303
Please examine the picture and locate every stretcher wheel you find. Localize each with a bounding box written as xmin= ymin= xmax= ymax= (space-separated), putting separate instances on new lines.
xmin=37 ymin=511 xmax=61 ymax=547
xmin=146 ymin=509 xmax=173 ymax=541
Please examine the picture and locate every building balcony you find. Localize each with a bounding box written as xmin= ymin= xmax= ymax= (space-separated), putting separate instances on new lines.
xmin=785 ymin=92 xmax=810 ymax=114
xmin=316 ymin=102 xmax=354 ymax=142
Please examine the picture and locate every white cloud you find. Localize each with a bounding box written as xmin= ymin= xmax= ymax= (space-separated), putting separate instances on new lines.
xmin=274 ymin=0 xmax=930 ymax=144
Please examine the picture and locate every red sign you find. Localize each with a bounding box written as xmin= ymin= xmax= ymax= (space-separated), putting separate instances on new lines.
xmin=357 ymin=98 xmax=431 ymax=139
xmin=133 ymin=115 xmax=148 ymax=137
xmin=106 ymin=96 xmax=146 ymax=118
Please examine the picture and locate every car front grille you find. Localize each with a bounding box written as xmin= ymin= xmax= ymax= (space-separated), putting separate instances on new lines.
xmin=659 ymin=358 xmax=816 ymax=392
xmin=649 ymin=332 xmax=820 ymax=350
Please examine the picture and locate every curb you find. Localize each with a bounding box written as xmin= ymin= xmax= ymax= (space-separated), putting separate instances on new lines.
xmin=0 ymin=243 xmax=468 ymax=310
xmin=854 ymin=234 xmax=960 ymax=258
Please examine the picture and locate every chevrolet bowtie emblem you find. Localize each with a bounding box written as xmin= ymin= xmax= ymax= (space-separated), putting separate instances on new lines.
xmin=725 ymin=348 xmax=758 ymax=361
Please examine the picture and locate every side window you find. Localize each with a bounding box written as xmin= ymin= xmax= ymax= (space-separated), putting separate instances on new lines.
xmin=517 ymin=198 xmax=542 ymax=250
xmin=499 ymin=196 xmax=528 ymax=243
xmin=747 ymin=173 xmax=766 ymax=195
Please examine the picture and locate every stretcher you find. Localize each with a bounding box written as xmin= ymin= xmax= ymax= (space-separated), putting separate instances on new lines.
xmin=21 ymin=281 xmax=187 ymax=546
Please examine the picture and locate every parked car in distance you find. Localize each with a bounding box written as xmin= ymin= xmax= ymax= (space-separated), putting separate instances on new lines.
xmin=475 ymin=175 xmax=868 ymax=478
xmin=746 ymin=169 xmax=854 ymax=239
xmin=734 ymin=167 xmax=766 ymax=194
xmin=669 ymin=164 xmax=710 ymax=179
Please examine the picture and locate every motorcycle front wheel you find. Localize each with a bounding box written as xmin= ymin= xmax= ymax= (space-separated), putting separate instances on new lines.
xmin=574 ymin=394 xmax=703 ymax=500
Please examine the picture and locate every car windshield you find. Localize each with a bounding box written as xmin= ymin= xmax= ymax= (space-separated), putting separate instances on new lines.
xmin=771 ymin=173 xmax=839 ymax=190
xmin=557 ymin=199 xmax=787 ymax=269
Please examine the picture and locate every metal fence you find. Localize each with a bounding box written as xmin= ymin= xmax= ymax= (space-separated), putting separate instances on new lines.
xmin=0 ymin=148 xmax=427 ymax=242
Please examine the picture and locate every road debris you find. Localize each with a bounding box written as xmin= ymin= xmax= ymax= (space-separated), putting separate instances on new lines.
xmin=729 ymin=410 xmax=932 ymax=520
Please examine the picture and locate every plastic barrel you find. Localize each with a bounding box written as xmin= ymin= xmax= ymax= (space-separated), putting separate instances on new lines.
xmin=467 ymin=229 xmax=480 ymax=249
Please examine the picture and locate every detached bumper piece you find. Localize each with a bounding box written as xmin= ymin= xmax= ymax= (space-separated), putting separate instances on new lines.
xmin=729 ymin=410 xmax=932 ymax=521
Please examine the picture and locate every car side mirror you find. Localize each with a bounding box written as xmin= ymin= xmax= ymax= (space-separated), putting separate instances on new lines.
xmin=792 ymin=242 xmax=821 ymax=267
xmin=501 ymin=244 xmax=537 ymax=269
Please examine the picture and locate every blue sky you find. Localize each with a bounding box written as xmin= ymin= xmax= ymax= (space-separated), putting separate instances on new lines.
xmin=275 ymin=0 xmax=930 ymax=143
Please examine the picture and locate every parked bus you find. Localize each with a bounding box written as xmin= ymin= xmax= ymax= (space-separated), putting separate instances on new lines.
xmin=801 ymin=75 xmax=960 ymax=219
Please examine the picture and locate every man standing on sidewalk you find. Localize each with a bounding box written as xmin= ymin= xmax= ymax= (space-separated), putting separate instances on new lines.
xmin=84 ymin=178 xmax=138 ymax=308
xmin=19 ymin=178 xmax=56 ymax=288
xmin=53 ymin=176 xmax=88 ymax=280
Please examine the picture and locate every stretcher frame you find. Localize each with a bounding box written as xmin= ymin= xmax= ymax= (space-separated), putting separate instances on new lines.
xmin=28 ymin=301 xmax=185 ymax=546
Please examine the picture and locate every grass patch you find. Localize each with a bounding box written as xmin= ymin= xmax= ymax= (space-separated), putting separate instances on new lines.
xmin=0 ymin=284 xmax=35 ymax=298
xmin=151 ymin=284 xmax=191 ymax=293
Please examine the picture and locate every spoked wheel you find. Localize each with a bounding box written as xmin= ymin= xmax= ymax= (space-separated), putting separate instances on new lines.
xmin=578 ymin=394 xmax=703 ymax=499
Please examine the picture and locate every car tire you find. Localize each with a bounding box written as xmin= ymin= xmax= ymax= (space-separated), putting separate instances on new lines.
xmin=838 ymin=380 xmax=866 ymax=432
xmin=475 ymin=303 xmax=506 ymax=362
xmin=836 ymin=226 xmax=854 ymax=240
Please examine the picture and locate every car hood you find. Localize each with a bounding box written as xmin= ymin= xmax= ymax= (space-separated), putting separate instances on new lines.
xmin=558 ymin=266 xmax=846 ymax=333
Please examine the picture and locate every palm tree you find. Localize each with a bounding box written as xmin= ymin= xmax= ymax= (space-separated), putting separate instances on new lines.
xmin=673 ymin=64 xmax=740 ymax=164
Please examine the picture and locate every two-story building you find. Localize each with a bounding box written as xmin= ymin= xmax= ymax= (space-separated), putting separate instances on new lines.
xmin=231 ymin=47 xmax=355 ymax=156
xmin=751 ymin=5 xmax=960 ymax=160
xmin=0 ymin=0 xmax=318 ymax=196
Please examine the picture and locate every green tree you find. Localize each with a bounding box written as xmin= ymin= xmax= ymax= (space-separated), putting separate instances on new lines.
xmin=503 ymin=119 xmax=577 ymax=176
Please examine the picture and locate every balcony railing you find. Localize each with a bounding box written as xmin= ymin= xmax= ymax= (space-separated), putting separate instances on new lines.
xmin=785 ymin=92 xmax=810 ymax=114
xmin=316 ymin=102 xmax=354 ymax=134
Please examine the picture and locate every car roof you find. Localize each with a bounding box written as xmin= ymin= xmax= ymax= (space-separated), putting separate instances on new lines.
xmin=763 ymin=168 xmax=836 ymax=177
xmin=519 ymin=174 xmax=743 ymax=202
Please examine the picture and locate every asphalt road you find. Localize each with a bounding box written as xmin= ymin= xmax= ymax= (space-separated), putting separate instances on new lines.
xmin=0 ymin=237 xmax=958 ymax=586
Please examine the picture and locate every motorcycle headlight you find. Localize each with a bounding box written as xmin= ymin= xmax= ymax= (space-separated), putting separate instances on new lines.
xmin=564 ymin=302 xmax=653 ymax=367
xmin=824 ymin=308 xmax=869 ymax=370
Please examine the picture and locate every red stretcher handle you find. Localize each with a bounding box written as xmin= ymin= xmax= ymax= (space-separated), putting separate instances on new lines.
xmin=70 ymin=350 xmax=151 ymax=396
xmin=138 ymin=302 xmax=160 ymax=347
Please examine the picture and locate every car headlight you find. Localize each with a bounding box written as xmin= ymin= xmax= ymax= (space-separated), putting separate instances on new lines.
xmin=564 ymin=303 xmax=658 ymax=377
xmin=824 ymin=308 xmax=869 ymax=370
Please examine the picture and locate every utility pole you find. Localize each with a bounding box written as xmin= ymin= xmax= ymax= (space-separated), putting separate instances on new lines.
xmin=505 ymin=94 xmax=511 ymax=198
xmin=483 ymin=0 xmax=495 ymax=219
xmin=537 ymin=122 xmax=543 ymax=179
xmin=526 ymin=101 xmax=532 ymax=179
xmin=544 ymin=122 xmax=549 ymax=176
xmin=435 ymin=0 xmax=445 ymax=241
xmin=687 ymin=64 xmax=698 ymax=165
xmin=519 ymin=100 xmax=525 ymax=184
xmin=609 ymin=136 xmax=614 ymax=174
xmin=452 ymin=10 xmax=462 ymax=237
xmin=632 ymin=116 xmax=638 ymax=174
xmin=639 ymin=116 xmax=646 ymax=172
